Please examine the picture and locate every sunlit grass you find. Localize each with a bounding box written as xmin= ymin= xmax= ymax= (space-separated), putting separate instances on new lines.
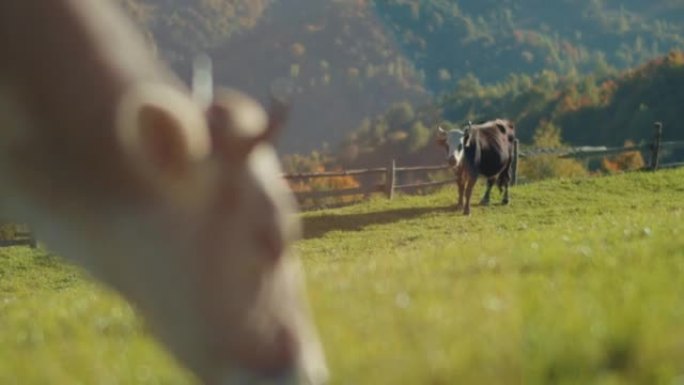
xmin=1 ymin=169 xmax=684 ymax=384
xmin=0 ymin=250 xmax=193 ymax=385
xmin=301 ymin=169 xmax=684 ymax=385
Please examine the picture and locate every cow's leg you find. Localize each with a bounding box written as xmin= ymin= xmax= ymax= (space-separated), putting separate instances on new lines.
xmin=455 ymin=175 xmax=465 ymax=210
xmin=502 ymin=181 xmax=510 ymax=205
xmin=463 ymin=174 xmax=477 ymax=216
xmin=499 ymin=159 xmax=512 ymax=206
xmin=480 ymin=177 xmax=495 ymax=206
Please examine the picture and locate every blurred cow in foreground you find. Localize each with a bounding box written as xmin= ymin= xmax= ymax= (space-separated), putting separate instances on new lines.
xmin=0 ymin=1 xmax=327 ymax=384
xmin=437 ymin=120 xmax=516 ymax=215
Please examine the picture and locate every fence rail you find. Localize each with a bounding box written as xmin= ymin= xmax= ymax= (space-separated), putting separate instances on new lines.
xmin=556 ymin=144 xmax=649 ymax=159
xmin=283 ymin=168 xmax=387 ymax=179
xmin=286 ymin=159 xmax=453 ymax=204
xmin=660 ymin=161 xmax=684 ymax=169
xmin=0 ymin=231 xmax=37 ymax=248
xmin=522 ymin=140 xmax=684 ymax=160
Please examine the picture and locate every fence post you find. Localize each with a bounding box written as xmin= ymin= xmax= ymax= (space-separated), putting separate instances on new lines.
xmin=511 ymin=139 xmax=519 ymax=185
xmin=650 ymin=121 xmax=663 ymax=171
xmin=385 ymin=159 xmax=396 ymax=200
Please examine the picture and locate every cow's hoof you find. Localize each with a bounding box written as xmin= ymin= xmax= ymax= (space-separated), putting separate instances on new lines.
xmin=480 ymin=200 xmax=490 ymax=206
xmin=502 ymin=198 xmax=510 ymax=205
xmin=463 ymin=208 xmax=471 ymax=216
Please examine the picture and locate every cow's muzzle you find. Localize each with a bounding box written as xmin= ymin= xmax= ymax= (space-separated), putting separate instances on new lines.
xmin=447 ymin=155 xmax=457 ymax=167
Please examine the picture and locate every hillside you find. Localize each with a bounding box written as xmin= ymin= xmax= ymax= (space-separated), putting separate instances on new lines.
xmin=2 ymin=168 xmax=684 ymax=384
xmin=115 ymin=0 xmax=684 ymax=153
xmin=118 ymin=0 xmax=429 ymax=152
xmin=329 ymin=51 xmax=684 ymax=173
xmin=375 ymin=0 xmax=684 ymax=91
xmin=442 ymin=51 xmax=684 ymax=145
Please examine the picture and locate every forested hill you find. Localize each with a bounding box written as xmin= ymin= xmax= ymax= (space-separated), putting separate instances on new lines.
xmin=118 ymin=0 xmax=428 ymax=152
xmin=117 ymin=0 xmax=684 ymax=153
xmin=328 ymin=51 xmax=684 ymax=173
xmin=375 ymin=0 xmax=684 ymax=91
xmin=441 ymin=51 xmax=684 ymax=145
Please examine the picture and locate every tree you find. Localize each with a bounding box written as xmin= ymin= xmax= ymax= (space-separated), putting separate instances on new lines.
xmin=385 ymin=102 xmax=415 ymax=131
xmin=520 ymin=121 xmax=588 ymax=181
xmin=601 ymin=141 xmax=645 ymax=173
xmin=291 ymin=42 xmax=306 ymax=57
xmin=407 ymin=121 xmax=431 ymax=153
xmin=454 ymin=73 xmax=482 ymax=99
xmin=532 ymin=121 xmax=563 ymax=148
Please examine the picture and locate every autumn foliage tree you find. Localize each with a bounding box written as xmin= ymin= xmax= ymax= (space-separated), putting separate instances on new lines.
xmin=601 ymin=140 xmax=646 ymax=173
xmin=519 ymin=121 xmax=589 ymax=181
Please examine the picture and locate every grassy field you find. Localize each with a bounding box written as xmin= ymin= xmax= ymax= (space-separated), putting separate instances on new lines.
xmin=1 ymin=168 xmax=684 ymax=384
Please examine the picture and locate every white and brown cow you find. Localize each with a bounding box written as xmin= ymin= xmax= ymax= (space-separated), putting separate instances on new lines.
xmin=437 ymin=120 xmax=516 ymax=215
xmin=0 ymin=1 xmax=327 ymax=384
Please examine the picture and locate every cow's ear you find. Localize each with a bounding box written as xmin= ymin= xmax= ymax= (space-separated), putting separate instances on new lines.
xmin=116 ymin=83 xmax=210 ymax=178
xmin=435 ymin=126 xmax=447 ymax=146
xmin=207 ymin=89 xmax=283 ymax=162
xmin=436 ymin=126 xmax=448 ymax=143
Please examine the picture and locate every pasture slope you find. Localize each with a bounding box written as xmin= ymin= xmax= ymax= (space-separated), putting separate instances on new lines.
xmin=1 ymin=169 xmax=684 ymax=385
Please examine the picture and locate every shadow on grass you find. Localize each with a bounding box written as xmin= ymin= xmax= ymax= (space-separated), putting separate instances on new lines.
xmin=302 ymin=204 xmax=455 ymax=239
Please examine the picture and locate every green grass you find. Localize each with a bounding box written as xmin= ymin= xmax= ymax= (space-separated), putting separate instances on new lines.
xmin=2 ymin=169 xmax=684 ymax=384
xmin=0 ymin=249 xmax=192 ymax=385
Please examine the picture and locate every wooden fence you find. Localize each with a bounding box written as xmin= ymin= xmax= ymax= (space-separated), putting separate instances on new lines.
xmin=284 ymin=160 xmax=454 ymax=204
xmin=514 ymin=122 xmax=684 ymax=182
xmin=286 ymin=121 xmax=684 ymax=206
xmin=0 ymin=230 xmax=37 ymax=249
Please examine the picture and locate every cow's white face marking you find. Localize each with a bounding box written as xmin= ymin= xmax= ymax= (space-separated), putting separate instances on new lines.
xmin=448 ymin=130 xmax=465 ymax=164
xmin=437 ymin=126 xmax=465 ymax=167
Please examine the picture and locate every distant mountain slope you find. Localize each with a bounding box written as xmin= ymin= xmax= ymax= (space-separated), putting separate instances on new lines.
xmin=558 ymin=52 xmax=684 ymax=146
xmin=118 ymin=0 xmax=271 ymax=59
xmin=118 ymin=0 xmax=429 ymax=152
xmin=203 ymin=0 xmax=429 ymax=152
xmin=333 ymin=52 xmax=684 ymax=170
xmin=116 ymin=0 xmax=684 ymax=153
xmin=441 ymin=51 xmax=684 ymax=145
xmin=374 ymin=0 xmax=684 ymax=91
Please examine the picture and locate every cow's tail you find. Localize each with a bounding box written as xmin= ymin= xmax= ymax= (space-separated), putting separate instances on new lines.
xmin=497 ymin=160 xmax=511 ymax=193
xmin=497 ymin=134 xmax=515 ymax=192
xmin=463 ymin=129 xmax=480 ymax=179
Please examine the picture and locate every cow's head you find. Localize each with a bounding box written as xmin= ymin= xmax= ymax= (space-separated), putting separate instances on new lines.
xmin=436 ymin=126 xmax=465 ymax=167
xmin=80 ymin=83 xmax=328 ymax=385
xmin=0 ymin=1 xmax=327 ymax=382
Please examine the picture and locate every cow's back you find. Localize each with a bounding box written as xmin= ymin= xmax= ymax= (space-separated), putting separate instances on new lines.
xmin=465 ymin=120 xmax=514 ymax=177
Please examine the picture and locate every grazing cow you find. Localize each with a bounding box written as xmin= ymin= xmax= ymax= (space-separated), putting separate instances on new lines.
xmin=0 ymin=1 xmax=327 ymax=384
xmin=436 ymin=120 xmax=516 ymax=215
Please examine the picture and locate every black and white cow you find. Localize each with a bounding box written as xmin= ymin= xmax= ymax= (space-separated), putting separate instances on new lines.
xmin=436 ymin=119 xmax=516 ymax=215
